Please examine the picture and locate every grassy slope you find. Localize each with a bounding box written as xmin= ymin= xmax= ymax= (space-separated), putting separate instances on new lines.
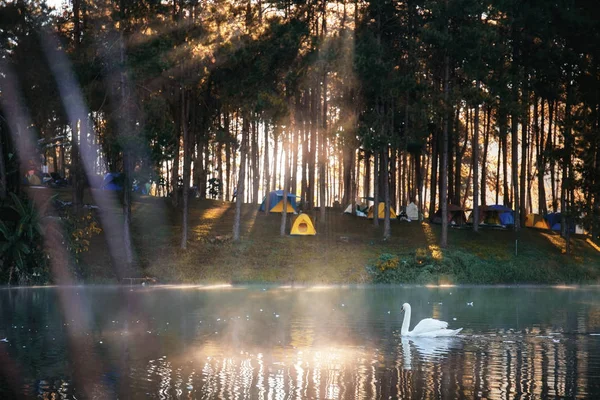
xmin=70 ymin=193 xmax=600 ymax=285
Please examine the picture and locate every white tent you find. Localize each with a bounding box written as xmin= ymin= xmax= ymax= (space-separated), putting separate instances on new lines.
xmin=406 ymin=202 xmax=419 ymax=220
xmin=344 ymin=202 xmax=367 ymax=217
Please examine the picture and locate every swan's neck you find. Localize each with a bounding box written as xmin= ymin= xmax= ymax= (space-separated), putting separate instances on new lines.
xmin=401 ymin=305 xmax=411 ymax=336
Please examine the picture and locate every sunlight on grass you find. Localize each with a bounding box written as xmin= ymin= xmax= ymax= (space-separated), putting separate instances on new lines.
xmin=540 ymin=232 xmax=566 ymax=253
xmin=422 ymin=223 xmax=443 ymax=260
xmin=192 ymin=203 xmax=232 ymax=238
xmin=586 ymin=238 xmax=600 ymax=253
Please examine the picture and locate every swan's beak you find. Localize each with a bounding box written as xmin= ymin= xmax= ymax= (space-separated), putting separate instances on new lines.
xmin=400 ymin=306 xmax=404 ymax=312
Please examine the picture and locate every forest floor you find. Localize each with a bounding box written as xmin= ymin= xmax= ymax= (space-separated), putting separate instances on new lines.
xmin=48 ymin=189 xmax=600 ymax=286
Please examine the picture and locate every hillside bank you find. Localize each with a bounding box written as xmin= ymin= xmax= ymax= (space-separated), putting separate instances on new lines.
xmin=70 ymin=194 xmax=600 ymax=285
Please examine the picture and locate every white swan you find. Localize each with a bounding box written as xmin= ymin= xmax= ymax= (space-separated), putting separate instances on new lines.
xmin=400 ymin=303 xmax=462 ymax=337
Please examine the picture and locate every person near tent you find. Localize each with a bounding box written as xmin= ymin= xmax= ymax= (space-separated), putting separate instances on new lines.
xmin=231 ymin=188 xmax=237 ymax=202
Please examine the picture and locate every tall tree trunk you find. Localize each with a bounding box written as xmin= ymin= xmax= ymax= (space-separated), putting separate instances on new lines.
xmin=301 ymin=92 xmax=309 ymax=204
xmin=512 ymin=114 xmax=520 ymax=231
xmin=280 ymin=136 xmax=289 ymax=236
xmin=429 ymin=128 xmax=438 ymax=220
xmin=252 ymin=118 xmax=259 ymax=204
xmin=308 ymin=88 xmax=317 ymax=209
xmin=172 ymin=115 xmax=181 ymax=207
xmin=550 ymin=101 xmax=557 ymax=212
xmin=495 ymin=134 xmax=500 ymax=205
xmin=71 ymin=121 xmax=82 ymax=213
xmin=537 ymin=98 xmax=547 ymax=215
xmin=502 ymin=133 xmax=509 ymax=207
xmin=519 ymin=85 xmax=529 ymax=227
xmin=0 ymin=125 xmax=6 ymax=200
xmin=364 ymin=150 xmax=371 ymax=199
xmin=473 ymin=85 xmax=480 ymax=230
xmin=217 ymin=138 xmax=223 ymax=201
xmin=401 ymin=150 xmax=407 ymax=207
xmin=481 ymin=105 xmax=491 ymax=207
xmin=272 ymin=134 xmax=278 ymax=191
xmin=383 ymin=146 xmax=391 ymax=238
xmin=342 ymin=145 xmax=352 ymax=207
xmin=454 ymin=108 xmax=464 ymax=205
xmin=373 ymin=150 xmax=379 ymax=227
xmin=181 ymin=91 xmax=190 ymax=249
xmin=390 ymin=148 xmax=397 ymax=211
xmin=320 ymin=70 xmax=327 ymax=221
xmin=263 ymin=121 xmax=270 ymax=212
xmin=233 ymin=115 xmax=249 ymax=242
xmin=225 ymin=112 xmax=231 ymax=201
xmin=441 ymin=55 xmax=450 ymax=248
xmin=291 ymin=110 xmax=299 ymax=195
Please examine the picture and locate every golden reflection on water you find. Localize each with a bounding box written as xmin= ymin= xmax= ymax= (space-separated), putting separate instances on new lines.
xmin=136 ymin=334 xmax=594 ymax=399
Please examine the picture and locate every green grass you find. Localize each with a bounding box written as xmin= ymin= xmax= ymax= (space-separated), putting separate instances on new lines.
xmin=33 ymin=187 xmax=600 ymax=285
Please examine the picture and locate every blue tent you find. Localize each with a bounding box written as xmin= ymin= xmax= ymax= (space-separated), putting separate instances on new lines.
xmin=488 ymin=204 xmax=514 ymax=225
xmin=545 ymin=212 xmax=576 ymax=232
xmin=259 ymin=190 xmax=299 ymax=213
xmin=102 ymin=172 xmax=122 ymax=191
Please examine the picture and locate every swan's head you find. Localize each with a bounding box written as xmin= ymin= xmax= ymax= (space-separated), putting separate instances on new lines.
xmin=401 ymin=303 xmax=410 ymax=312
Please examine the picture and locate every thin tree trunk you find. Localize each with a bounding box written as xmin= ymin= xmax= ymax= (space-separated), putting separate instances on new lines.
xmin=519 ymin=85 xmax=528 ymax=227
xmin=502 ymin=133 xmax=509 ymax=206
xmin=272 ymin=134 xmax=278 ymax=191
xmin=473 ymin=85 xmax=480 ymax=231
xmin=429 ymin=128 xmax=438 ymax=220
xmin=481 ymin=105 xmax=491 ymax=207
xmin=537 ymin=98 xmax=547 ymax=215
xmin=441 ymin=54 xmax=450 ymax=248
xmin=233 ymin=115 xmax=249 ymax=241
xmin=308 ymin=88 xmax=317 ymax=210
xmin=280 ymin=136 xmax=289 ymax=236
xmin=390 ymin=148 xmax=397 ymax=210
xmin=0 ymin=127 xmax=6 ymax=200
xmin=263 ymin=121 xmax=270 ymax=213
xmin=364 ymin=150 xmax=371 ymax=199
xmin=550 ymin=101 xmax=557 ymax=212
xmin=181 ymin=91 xmax=190 ymax=249
xmin=512 ymin=113 xmax=520 ymax=231
xmin=172 ymin=118 xmax=181 ymax=206
xmin=383 ymin=146 xmax=391 ymax=238
xmin=320 ymin=71 xmax=327 ymax=221
xmin=373 ymin=150 xmax=379 ymax=227
xmin=252 ymin=118 xmax=259 ymax=204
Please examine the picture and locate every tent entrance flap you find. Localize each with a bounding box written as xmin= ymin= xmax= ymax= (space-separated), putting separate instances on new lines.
xmin=290 ymin=214 xmax=316 ymax=235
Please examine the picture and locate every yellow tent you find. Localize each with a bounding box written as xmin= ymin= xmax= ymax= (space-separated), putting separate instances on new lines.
xmin=525 ymin=213 xmax=550 ymax=229
xmin=270 ymin=199 xmax=297 ymax=213
xmin=290 ymin=214 xmax=316 ymax=235
xmin=367 ymin=202 xmax=397 ymax=219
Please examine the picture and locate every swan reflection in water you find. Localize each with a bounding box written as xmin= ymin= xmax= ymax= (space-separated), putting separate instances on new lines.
xmin=400 ymin=336 xmax=463 ymax=370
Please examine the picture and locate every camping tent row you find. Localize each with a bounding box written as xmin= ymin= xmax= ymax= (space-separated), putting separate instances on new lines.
xmin=344 ymin=201 xmax=419 ymax=220
xmin=467 ymin=205 xmax=514 ymax=226
xmin=259 ymin=190 xmax=299 ymax=214
xmin=525 ymin=212 xmax=584 ymax=233
xmin=431 ymin=204 xmax=514 ymax=227
xmin=429 ymin=205 xmax=584 ymax=233
xmin=344 ymin=202 xmax=397 ymax=219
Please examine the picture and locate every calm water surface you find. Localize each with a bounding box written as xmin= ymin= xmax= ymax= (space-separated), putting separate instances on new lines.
xmin=1 ymin=285 xmax=599 ymax=399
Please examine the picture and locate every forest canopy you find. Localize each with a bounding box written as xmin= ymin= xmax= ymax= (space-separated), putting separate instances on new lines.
xmin=1 ymin=0 xmax=600 ymax=253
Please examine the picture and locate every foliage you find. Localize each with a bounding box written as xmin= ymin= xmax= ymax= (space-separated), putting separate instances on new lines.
xmin=0 ymin=193 xmax=48 ymax=285
xmin=58 ymin=208 xmax=103 ymax=259
xmin=208 ymin=178 xmax=222 ymax=199
xmin=365 ymin=247 xmax=592 ymax=285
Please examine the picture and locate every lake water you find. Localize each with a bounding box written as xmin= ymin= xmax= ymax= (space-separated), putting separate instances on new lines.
xmin=1 ymin=285 xmax=599 ymax=399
